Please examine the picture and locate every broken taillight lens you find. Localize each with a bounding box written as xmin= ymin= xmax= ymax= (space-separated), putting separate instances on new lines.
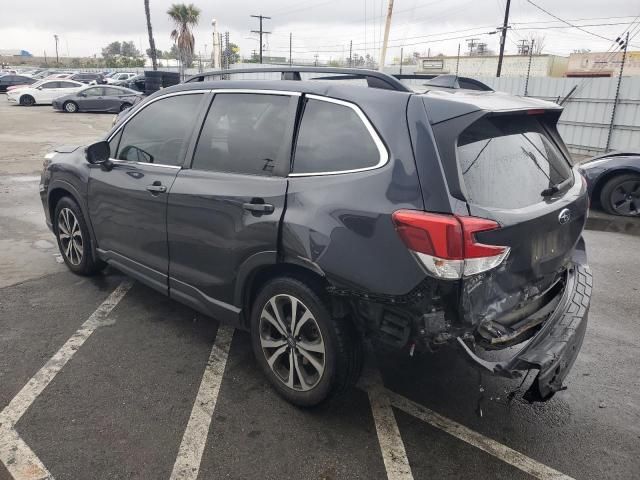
xmin=392 ymin=210 xmax=510 ymax=279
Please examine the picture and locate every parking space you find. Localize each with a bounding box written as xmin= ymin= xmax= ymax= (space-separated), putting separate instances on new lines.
xmin=1 ymin=97 xmax=639 ymax=480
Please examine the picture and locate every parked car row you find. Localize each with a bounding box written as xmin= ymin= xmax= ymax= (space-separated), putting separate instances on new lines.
xmin=5 ymin=78 xmax=142 ymax=112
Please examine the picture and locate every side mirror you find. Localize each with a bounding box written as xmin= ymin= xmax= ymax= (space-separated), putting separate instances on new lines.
xmin=86 ymin=141 xmax=110 ymax=165
xmin=78 ymin=92 xmax=86 ymax=97
xmin=36 ymin=86 xmax=43 ymax=90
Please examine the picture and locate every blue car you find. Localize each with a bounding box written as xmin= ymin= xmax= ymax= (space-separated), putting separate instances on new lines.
xmin=580 ymin=151 xmax=640 ymax=217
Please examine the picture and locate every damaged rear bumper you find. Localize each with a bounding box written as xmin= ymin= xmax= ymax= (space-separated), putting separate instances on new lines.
xmin=458 ymin=252 xmax=593 ymax=401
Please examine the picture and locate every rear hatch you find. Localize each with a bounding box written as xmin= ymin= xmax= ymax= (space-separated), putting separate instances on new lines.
xmin=423 ymin=95 xmax=588 ymax=340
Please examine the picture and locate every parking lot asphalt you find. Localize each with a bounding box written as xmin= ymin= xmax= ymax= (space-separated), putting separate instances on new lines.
xmin=1 ymin=96 xmax=639 ymax=480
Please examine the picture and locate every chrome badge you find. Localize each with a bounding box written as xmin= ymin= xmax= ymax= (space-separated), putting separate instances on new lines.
xmin=558 ymin=208 xmax=571 ymax=225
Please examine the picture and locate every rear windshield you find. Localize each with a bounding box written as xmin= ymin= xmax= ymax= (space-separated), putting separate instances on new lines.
xmin=456 ymin=115 xmax=572 ymax=209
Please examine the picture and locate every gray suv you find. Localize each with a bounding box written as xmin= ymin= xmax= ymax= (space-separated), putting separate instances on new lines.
xmin=40 ymin=68 xmax=592 ymax=406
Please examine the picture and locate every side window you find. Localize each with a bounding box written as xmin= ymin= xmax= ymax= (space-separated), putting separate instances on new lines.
xmin=191 ymin=93 xmax=294 ymax=176
xmin=40 ymin=82 xmax=59 ymax=89
xmin=104 ymin=87 xmax=123 ymax=96
xmin=83 ymin=87 xmax=104 ymax=96
xmin=292 ymin=97 xmax=384 ymax=174
xmin=115 ymin=93 xmax=203 ymax=166
xmin=58 ymin=81 xmax=79 ymax=88
xmin=109 ymin=129 xmax=123 ymax=158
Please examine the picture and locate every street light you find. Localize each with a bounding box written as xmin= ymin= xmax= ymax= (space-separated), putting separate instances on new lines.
xmin=53 ymin=34 xmax=59 ymax=66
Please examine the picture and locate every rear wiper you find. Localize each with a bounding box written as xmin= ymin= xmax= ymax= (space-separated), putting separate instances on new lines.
xmin=541 ymin=177 xmax=572 ymax=197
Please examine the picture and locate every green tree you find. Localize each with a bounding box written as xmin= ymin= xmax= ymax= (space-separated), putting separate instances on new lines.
xmin=144 ymin=0 xmax=158 ymax=70
xmin=121 ymin=41 xmax=140 ymax=58
xmin=146 ymin=47 xmax=164 ymax=58
xmin=102 ymin=41 xmax=122 ymax=59
xmin=167 ymin=3 xmax=201 ymax=76
xmin=224 ymin=42 xmax=241 ymax=65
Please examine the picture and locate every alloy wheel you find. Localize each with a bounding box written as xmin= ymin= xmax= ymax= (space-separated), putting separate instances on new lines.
xmin=610 ymin=179 xmax=640 ymax=216
xmin=57 ymin=207 xmax=83 ymax=265
xmin=259 ymin=294 xmax=326 ymax=391
xmin=65 ymin=102 xmax=77 ymax=113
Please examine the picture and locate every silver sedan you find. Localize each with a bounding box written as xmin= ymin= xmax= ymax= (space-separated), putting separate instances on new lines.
xmin=52 ymin=85 xmax=143 ymax=113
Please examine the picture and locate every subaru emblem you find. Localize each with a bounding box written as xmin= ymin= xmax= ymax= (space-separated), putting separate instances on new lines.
xmin=558 ymin=208 xmax=571 ymax=225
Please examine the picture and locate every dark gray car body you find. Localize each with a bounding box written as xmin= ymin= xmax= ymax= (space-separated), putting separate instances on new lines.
xmin=40 ymin=77 xmax=592 ymax=401
xmin=580 ymin=151 xmax=640 ymax=200
xmin=52 ymin=86 xmax=142 ymax=113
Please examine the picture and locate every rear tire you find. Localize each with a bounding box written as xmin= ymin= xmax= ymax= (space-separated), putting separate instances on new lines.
xmin=20 ymin=95 xmax=35 ymax=106
xmin=600 ymin=173 xmax=640 ymax=217
xmin=250 ymin=276 xmax=362 ymax=407
xmin=63 ymin=101 xmax=78 ymax=113
xmin=53 ymin=197 xmax=106 ymax=275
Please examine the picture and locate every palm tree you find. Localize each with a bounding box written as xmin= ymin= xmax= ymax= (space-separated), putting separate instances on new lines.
xmin=144 ymin=0 xmax=158 ymax=70
xmin=167 ymin=3 xmax=201 ymax=78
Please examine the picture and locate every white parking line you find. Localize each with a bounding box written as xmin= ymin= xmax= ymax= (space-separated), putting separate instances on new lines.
xmin=0 ymin=280 xmax=133 ymax=480
xmin=387 ymin=389 xmax=575 ymax=480
xmin=169 ymin=325 xmax=234 ymax=480
xmin=360 ymin=359 xmax=414 ymax=480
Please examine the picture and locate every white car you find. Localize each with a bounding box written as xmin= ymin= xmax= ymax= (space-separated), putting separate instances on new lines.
xmin=105 ymin=72 xmax=136 ymax=84
xmin=6 ymin=79 xmax=84 ymax=106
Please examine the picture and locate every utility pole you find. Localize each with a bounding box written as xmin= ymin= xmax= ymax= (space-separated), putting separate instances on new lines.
xmin=466 ymin=38 xmax=478 ymax=56
xmin=378 ymin=0 xmax=394 ymax=71
xmin=456 ymin=43 xmax=461 ymax=75
xmin=314 ymin=54 xmax=319 ymax=66
xmin=496 ymin=0 xmax=511 ymax=77
xmin=349 ymin=40 xmax=353 ymax=67
xmin=605 ymin=32 xmax=629 ymax=151
xmin=53 ymin=34 xmax=59 ymax=66
xmin=289 ymin=32 xmax=292 ymax=66
xmin=399 ymin=47 xmax=403 ymax=75
xmin=524 ymin=39 xmax=534 ymax=96
xmin=250 ymin=14 xmax=271 ymax=64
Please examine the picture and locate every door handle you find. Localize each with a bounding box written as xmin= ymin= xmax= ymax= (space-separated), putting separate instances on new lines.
xmin=146 ymin=181 xmax=167 ymax=194
xmin=243 ymin=202 xmax=275 ymax=214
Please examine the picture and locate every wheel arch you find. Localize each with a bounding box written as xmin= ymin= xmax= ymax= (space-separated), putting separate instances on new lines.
xmin=19 ymin=93 xmax=35 ymax=105
xmin=48 ymin=182 xmax=100 ymax=261
xmin=237 ymin=259 xmax=344 ymax=330
xmin=592 ymin=168 xmax=640 ymax=205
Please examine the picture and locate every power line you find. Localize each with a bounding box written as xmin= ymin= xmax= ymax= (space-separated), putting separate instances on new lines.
xmin=525 ymin=0 xmax=614 ymax=43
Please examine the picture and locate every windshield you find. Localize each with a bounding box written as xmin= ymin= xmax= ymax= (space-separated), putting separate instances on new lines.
xmin=456 ymin=115 xmax=572 ymax=209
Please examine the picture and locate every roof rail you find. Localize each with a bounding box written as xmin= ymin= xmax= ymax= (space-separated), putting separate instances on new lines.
xmin=185 ymin=67 xmax=412 ymax=92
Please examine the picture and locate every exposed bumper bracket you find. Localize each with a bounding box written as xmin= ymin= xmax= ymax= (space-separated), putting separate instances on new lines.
xmin=457 ymin=262 xmax=593 ymax=401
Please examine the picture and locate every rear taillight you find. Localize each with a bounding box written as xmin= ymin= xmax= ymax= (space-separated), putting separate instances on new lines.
xmin=392 ymin=210 xmax=510 ymax=279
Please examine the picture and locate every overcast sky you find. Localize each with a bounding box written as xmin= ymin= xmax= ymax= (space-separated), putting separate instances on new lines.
xmin=1 ymin=0 xmax=638 ymax=62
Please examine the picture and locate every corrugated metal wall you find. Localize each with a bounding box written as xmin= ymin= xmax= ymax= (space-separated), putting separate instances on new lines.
xmin=195 ymin=64 xmax=640 ymax=157
xmin=475 ymin=76 xmax=640 ymax=156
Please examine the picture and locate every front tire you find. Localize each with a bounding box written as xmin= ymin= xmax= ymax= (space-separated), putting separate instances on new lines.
xmin=250 ymin=276 xmax=362 ymax=407
xmin=63 ymin=101 xmax=78 ymax=113
xmin=53 ymin=197 xmax=105 ymax=275
xmin=600 ymin=173 xmax=640 ymax=216
xmin=20 ymin=95 xmax=35 ymax=106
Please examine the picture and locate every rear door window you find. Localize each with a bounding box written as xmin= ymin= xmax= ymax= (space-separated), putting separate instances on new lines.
xmin=292 ymin=97 xmax=384 ymax=175
xmin=192 ymin=93 xmax=295 ymax=176
xmin=456 ymin=115 xmax=572 ymax=209
xmin=58 ymin=81 xmax=79 ymax=88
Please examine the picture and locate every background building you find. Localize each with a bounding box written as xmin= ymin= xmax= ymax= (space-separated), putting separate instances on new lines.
xmin=567 ymin=51 xmax=640 ymax=77
xmin=0 ymin=49 xmax=33 ymax=57
xmin=415 ymin=54 xmax=568 ymax=77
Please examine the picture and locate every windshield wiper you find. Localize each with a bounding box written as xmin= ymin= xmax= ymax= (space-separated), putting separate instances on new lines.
xmin=541 ymin=177 xmax=572 ymax=197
